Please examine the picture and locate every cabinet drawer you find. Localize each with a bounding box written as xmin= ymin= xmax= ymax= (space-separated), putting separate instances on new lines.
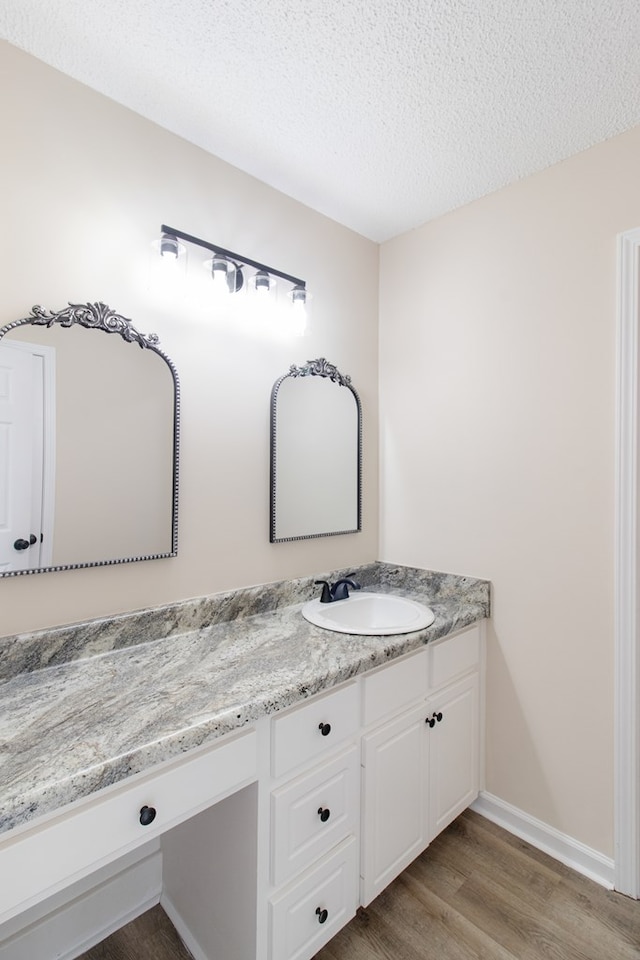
xmin=362 ymin=648 xmax=427 ymax=727
xmin=269 ymin=836 xmax=358 ymax=960
xmin=0 ymin=728 xmax=257 ymax=925
xmin=428 ymin=626 xmax=480 ymax=690
xmin=271 ymin=745 xmax=359 ymax=886
xmin=271 ymin=683 xmax=359 ymax=779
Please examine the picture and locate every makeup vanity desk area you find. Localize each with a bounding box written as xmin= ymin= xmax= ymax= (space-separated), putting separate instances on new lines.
xmin=0 ymin=564 xmax=490 ymax=960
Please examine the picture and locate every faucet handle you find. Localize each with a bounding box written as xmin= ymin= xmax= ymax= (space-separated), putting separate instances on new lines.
xmin=314 ymin=580 xmax=333 ymax=604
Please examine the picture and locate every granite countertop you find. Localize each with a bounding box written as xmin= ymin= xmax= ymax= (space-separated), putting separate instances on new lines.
xmin=0 ymin=563 xmax=490 ymax=837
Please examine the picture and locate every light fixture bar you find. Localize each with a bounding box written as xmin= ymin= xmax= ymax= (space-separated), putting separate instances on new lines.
xmin=161 ymin=224 xmax=306 ymax=290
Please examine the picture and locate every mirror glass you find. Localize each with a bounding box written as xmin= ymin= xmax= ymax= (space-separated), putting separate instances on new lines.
xmin=0 ymin=303 xmax=179 ymax=576
xmin=270 ymin=358 xmax=361 ymax=542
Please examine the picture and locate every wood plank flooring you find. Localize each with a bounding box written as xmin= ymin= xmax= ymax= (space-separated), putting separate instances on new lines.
xmin=76 ymin=905 xmax=192 ymax=960
xmin=77 ymin=809 xmax=640 ymax=960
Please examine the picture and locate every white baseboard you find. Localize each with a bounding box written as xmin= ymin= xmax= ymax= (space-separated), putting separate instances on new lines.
xmin=0 ymin=849 xmax=162 ymax=960
xmin=161 ymin=893 xmax=208 ymax=960
xmin=471 ymin=792 xmax=615 ymax=889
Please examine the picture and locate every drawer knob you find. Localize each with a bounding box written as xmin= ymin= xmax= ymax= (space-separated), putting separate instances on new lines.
xmin=426 ymin=716 xmax=436 ymax=728
xmin=316 ymin=907 xmax=329 ymax=924
xmin=318 ymin=722 xmax=331 ymax=737
xmin=435 ymin=711 xmax=443 ymax=723
xmin=139 ymin=805 xmax=157 ymax=826
xmin=317 ymin=806 xmax=331 ymax=822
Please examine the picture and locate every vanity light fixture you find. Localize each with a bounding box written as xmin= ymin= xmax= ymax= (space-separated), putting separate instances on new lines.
xmin=158 ymin=224 xmax=308 ymax=306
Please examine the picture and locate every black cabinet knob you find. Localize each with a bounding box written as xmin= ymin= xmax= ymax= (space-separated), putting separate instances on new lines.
xmin=318 ymin=806 xmax=331 ymax=822
xmin=139 ymin=805 xmax=157 ymax=826
xmin=318 ymin=722 xmax=331 ymax=737
xmin=426 ymin=711 xmax=443 ymax=727
xmin=316 ymin=907 xmax=328 ymax=924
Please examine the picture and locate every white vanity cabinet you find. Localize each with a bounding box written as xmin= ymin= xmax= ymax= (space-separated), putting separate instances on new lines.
xmin=0 ymin=621 xmax=484 ymax=960
xmin=360 ymin=625 xmax=482 ymax=906
xmin=266 ymin=683 xmax=361 ymax=960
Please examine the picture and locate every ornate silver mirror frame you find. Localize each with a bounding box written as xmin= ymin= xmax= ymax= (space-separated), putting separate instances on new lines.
xmin=270 ymin=357 xmax=362 ymax=542
xmin=0 ymin=302 xmax=180 ymax=576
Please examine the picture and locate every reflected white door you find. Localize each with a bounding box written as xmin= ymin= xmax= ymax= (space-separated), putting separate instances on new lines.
xmin=0 ymin=343 xmax=37 ymax=572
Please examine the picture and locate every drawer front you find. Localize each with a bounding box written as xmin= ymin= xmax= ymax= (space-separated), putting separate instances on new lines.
xmin=362 ymin=647 xmax=428 ymax=727
xmin=269 ymin=836 xmax=358 ymax=960
xmin=429 ymin=626 xmax=480 ymax=691
xmin=0 ymin=728 xmax=257 ymax=924
xmin=271 ymin=683 xmax=359 ymax=779
xmin=271 ymin=745 xmax=359 ymax=886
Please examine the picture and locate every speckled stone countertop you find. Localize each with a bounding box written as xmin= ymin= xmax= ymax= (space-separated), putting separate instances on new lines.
xmin=0 ymin=563 xmax=490 ymax=837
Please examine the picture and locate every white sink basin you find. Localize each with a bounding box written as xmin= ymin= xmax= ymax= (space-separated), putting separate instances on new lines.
xmin=301 ymin=593 xmax=435 ymax=636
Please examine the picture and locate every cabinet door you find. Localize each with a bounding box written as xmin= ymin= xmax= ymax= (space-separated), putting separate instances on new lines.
xmin=427 ymin=673 xmax=479 ymax=842
xmin=360 ymin=703 xmax=429 ymax=906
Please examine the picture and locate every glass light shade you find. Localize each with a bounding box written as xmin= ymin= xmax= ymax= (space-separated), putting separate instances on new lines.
xmin=290 ymin=284 xmax=307 ymax=306
xmin=160 ymin=234 xmax=181 ymax=259
xmin=251 ymin=270 xmax=275 ymax=294
xmin=153 ymin=234 xmax=186 ymax=264
xmin=205 ymin=255 xmax=243 ymax=294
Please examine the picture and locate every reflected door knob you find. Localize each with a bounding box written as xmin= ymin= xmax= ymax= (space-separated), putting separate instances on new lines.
xmin=14 ymin=535 xmax=37 ymax=551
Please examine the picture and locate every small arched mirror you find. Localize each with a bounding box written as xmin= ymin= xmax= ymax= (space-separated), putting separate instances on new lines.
xmin=270 ymin=358 xmax=362 ymax=542
xmin=0 ymin=302 xmax=179 ymax=576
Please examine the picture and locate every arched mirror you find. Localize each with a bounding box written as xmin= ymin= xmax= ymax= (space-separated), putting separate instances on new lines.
xmin=270 ymin=358 xmax=362 ymax=542
xmin=0 ymin=302 xmax=179 ymax=576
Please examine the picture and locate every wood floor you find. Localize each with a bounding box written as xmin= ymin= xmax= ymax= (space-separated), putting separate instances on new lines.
xmin=77 ymin=809 xmax=640 ymax=960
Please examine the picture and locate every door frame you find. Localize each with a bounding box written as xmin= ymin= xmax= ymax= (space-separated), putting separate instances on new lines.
xmin=615 ymin=226 xmax=640 ymax=897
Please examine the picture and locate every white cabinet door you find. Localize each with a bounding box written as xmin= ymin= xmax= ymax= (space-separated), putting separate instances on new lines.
xmin=360 ymin=703 xmax=429 ymax=906
xmin=0 ymin=343 xmax=35 ymax=573
xmin=426 ymin=673 xmax=479 ymax=842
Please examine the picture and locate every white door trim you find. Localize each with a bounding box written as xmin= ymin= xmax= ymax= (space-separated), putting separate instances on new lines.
xmin=1 ymin=339 xmax=56 ymax=570
xmin=614 ymin=226 xmax=640 ymax=897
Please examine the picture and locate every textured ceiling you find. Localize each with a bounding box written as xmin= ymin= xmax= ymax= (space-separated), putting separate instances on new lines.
xmin=2 ymin=0 xmax=640 ymax=242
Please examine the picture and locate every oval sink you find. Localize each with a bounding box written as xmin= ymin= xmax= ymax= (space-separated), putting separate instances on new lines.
xmin=301 ymin=593 xmax=435 ymax=636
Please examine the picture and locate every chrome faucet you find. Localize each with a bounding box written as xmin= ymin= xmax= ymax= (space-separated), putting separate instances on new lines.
xmin=314 ymin=577 xmax=362 ymax=603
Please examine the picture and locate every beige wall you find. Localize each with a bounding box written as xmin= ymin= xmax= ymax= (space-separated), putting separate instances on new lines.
xmin=380 ymin=123 xmax=640 ymax=857
xmin=0 ymin=42 xmax=379 ymax=636
xmin=5 ymin=37 xmax=636 ymax=861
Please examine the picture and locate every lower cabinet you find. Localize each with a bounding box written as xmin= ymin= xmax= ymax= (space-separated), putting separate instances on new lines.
xmin=360 ymin=627 xmax=481 ymax=908
xmin=269 ymin=624 xmax=482 ymax=955
xmin=267 ymin=683 xmax=361 ymax=960
xmin=0 ymin=624 xmax=483 ymax=960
